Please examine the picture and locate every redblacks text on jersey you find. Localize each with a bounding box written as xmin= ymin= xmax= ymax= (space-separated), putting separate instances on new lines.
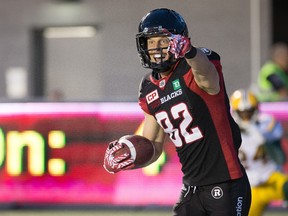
xmin=138 ymin=48 xmax=243 ymax=186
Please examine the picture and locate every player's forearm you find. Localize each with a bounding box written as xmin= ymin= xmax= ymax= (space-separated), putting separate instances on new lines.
xmin=185 ymin=47 xmax=213 ymax=77
xmin=149 ymin=141 xmax=164 ymax=164
xmin=185 ymin=48 xmax=220 ymax=94
xmin=142 ymin=112 xmax=165 ymax=152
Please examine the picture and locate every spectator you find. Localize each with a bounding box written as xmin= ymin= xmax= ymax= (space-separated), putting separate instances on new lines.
xmin=257 ymin=42 xmax=288 ymax=102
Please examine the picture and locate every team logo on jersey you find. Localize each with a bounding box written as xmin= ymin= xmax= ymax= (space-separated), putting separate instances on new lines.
xmin=160 ymin=89 xmax=182 ymax=104
xmin=200 ymin=47 xmax=212 ymax=55
xmin=146 ymin=89 xmax=159 ymax=104
xmin=211 ymin=186 xmax=223 ymax=199
xmin=159 ymin=79 xmax=166 ymax=88
xmin=172 ymin=79 xmax=181 ymax=91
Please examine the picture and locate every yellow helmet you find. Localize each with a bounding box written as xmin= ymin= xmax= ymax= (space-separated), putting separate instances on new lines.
xmin=230 ymin=89 xmax=258 ymax=112
xmin=230 ymin=89 xmax=259 ymax=126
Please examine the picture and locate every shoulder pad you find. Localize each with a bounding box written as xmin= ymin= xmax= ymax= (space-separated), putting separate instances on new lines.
xmin=199 ymin=47 xmax=220 ymax=61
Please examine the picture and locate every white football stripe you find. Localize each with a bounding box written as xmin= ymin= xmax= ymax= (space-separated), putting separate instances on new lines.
xmin=118 ymin=138 xmax=136 ymax=160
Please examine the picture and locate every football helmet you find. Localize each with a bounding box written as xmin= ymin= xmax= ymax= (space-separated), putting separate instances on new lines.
xmin=230 ymin=89 xmax=259 ymax=128
xmin=136 ymin=8 xmax=189 ymax=72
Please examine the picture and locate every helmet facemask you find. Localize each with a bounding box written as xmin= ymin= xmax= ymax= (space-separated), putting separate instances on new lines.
xmin=136 ymin=26 xmax=176 ymax=72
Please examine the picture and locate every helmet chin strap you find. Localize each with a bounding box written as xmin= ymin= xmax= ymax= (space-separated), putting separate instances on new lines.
xmin=152 ymin=62 xmax=173 ymax=73
xmin=151 ymin=54 xmax=176 ymax=73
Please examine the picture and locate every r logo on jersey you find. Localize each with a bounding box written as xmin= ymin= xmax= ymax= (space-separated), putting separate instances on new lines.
xmin=146 ymin=90 xmax=159 ymax=104
xmin=211 ymin=186 xmax=223 ymax=199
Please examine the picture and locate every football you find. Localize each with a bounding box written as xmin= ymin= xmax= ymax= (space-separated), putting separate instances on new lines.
xmin=115 ymin=134 xmax=156 ymax=169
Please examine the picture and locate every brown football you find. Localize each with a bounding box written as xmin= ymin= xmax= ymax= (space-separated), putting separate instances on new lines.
xmin=115 ymin=134 xmax=156 ymax=169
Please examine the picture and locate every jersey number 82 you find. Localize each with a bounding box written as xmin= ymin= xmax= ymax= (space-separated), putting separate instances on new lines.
xmin=155 ymin=102 xmax=203 ymax=147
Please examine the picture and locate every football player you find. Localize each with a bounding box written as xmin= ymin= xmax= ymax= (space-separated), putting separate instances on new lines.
xmin=104 ymin=8 xmax=251 ymax=215
xmin=230 ymin=89 xmax=288 ymax=216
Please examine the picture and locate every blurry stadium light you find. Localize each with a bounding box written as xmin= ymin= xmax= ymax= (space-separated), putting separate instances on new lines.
xmin=44 ymin=26 xmax=97 ymax=38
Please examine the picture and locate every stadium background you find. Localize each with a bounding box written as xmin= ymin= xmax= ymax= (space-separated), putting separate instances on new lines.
xmin=0 ymin=0 xmax=287 ymax=101
xmin=0 ymin=0 xmax=288 ymax=215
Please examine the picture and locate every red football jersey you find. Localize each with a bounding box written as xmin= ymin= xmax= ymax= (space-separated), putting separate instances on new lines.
xmin=138 ymin=48 xmax=243 ymax=186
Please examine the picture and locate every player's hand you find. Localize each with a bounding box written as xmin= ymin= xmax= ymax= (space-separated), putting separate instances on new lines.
xmin=168 ymin=34 xmax=192 ymax=59
xmin=103 ymin=140 xmax=135 ymax=174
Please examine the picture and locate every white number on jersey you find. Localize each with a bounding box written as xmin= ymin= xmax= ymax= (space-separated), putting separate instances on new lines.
xmin=155 ymin=103 xmax=203 ymax=147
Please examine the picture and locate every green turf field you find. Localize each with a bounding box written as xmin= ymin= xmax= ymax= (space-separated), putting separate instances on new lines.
xmin=0 ymin=210 xmax=287 ymax=216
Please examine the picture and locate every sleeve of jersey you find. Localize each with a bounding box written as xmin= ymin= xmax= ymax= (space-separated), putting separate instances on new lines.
xmin=138 ymin=76 xmax=151 ymax=115
xmin=197 ymin=48 xmax=222 ymax=79
xmin=203 ymin=50 xmax=224 ymax=93
xmin=185 ymin=49 xmax=224 ymax=96
xmin=207 ymin=50 xmax=222 ymax=74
